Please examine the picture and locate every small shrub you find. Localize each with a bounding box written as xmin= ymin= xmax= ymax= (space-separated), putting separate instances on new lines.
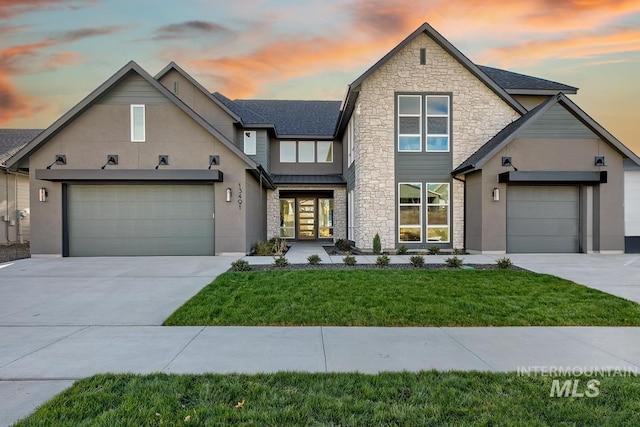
xmin=452 ymin=248 xmax=465 ymax=255
xmin=396 ymin=245 xmax=408 ymax=255
xmin=307 ymin=254 xmax=322 ymax=265
xmin=496 ymin=257 xmax=513 ymax=269
xmin=445 ymin=255 xmax=464 ymax=269
xmin=272 ymin=255 xmax=289 ymax=268
xmin=272 ymin=237 xmax=288 ymax=256
xmin=253 ymin=240 xmax=272 ymax=256
xmin=409 ymin=255 xmax=425 ymax=268
xmin=343 ymin=253 xmax=357 ymax=266
xmin=372 ymin=233 xmax=382 ymax=254
xmin=230 ymin=259 xmax=251 ymax=272
xmin=428 ymin=246 xmax=441 ymax=255
xmin=335 ymin=239 xmax=351 ymax=252
xmin=375 ymin=254 xmax=390 ymax=267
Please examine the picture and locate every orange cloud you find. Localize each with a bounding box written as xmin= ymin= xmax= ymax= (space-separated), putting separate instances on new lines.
xmin=0 ymin=0 xmax=97 ymax=19
xmin=478 ymin=28 xmax=640 ymax=67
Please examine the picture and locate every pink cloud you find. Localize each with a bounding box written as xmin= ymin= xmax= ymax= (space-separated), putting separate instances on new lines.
xmin=0 ymin=0 xmax=97 ymax=19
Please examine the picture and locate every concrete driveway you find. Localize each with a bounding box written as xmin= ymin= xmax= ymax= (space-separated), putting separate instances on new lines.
xmin=0 ymin=256 xmax=235 ymax=326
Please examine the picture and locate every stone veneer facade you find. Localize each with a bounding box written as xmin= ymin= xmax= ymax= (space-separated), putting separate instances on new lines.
xmin=266 ymin=187 xmax=346 ymax=242
xmin=353 ymin=33 xmax=521 ymax=250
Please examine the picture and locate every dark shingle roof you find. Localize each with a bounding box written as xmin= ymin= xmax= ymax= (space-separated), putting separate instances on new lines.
xmin=477 ymin=66 xmax=578 ymax=94
xmin=0 ymin=129 xmax=43 ymax=165
xmin=271 ymin=174 xmax=346 ymax=185
xmin=213 ymin=93 xmax=341 ymax=137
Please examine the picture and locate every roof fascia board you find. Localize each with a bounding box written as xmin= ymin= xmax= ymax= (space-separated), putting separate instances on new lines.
xmin=508 ymin=89 xmax=578 ymax=96
xmin=154 ymin=62 xmax=244 ymax=124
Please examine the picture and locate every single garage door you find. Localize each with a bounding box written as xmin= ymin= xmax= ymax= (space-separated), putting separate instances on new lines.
xmin=67 ymin=184 xmax=214 ymax=256
xmin=507 ymin=186 xmax=579 ymax=253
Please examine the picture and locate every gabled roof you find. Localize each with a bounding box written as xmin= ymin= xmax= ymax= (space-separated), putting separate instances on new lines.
xmin=336 ymin=23 xmax=528 ymax=137
xmin=213 ymin=94 xmax=341 ymax=138
xmin=6 ymin=61 xmax=274 ymax=188
xmin=452 ymin=93 xmax=640 ymax=175
xmin=0 ymin=129 xmax=43 ymax=166
xmin=477 ymin=66 xmax=578 ymax=95
xmin=154 ymin=62 xmax=243 ymax=123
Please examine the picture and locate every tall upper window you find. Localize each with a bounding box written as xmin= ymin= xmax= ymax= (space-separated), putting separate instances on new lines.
xmin=426 ymin=96 xmax=450 ymax=151
xmin=244 ymin=131 xmax=256 ymax=155
xmin=397 ymin=95 xmax=450 ymax=152
xmin=397 ymin=95 xmax=422 ymax=151
xmin=347 ymin=119 xmax=355 ymax=166
xmin=131 ymin=104 xmax=145 ymax=142
xmin=398 ymin=183 xmax=422 ymax=242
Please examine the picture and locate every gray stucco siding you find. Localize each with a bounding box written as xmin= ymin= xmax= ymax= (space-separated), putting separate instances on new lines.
xmin=98 ymin=74 xmax=171 ymax=105
xmin=519 ymin=104 xmax=598 ymax=139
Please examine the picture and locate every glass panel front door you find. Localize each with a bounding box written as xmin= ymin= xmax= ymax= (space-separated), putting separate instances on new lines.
xmin=298 ymin=199 xmax=316 ymax=239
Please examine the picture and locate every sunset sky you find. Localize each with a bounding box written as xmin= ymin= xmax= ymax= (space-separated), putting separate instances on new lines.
xmin=1 ymin=0 xmax=639 ymax=154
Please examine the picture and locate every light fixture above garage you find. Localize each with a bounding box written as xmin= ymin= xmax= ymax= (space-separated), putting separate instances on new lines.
xmin=501 ymin=156 xmax=518 ymax=171
xmin=209 ymin=155 xmax=220 ymax=169
xmin=594 ymin=156 xmax=606 ymax=167
xmin=155 ymin=155 xmax=169 ymax=169
xmin=45 ymin=155 xmax=66 ymax=169
xmin=101 ymin=155 xmax=118 ymax=169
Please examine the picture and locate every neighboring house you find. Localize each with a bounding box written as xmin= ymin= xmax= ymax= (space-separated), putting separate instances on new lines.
xmin=6 ymin=23 xmax=640 ymax=256
xmin=1 ymin=129 xmax=42 ymax=245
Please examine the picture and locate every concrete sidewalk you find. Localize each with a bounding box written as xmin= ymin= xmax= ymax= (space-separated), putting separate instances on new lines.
xmin=3 ymin=252 xmax=640 ymax=425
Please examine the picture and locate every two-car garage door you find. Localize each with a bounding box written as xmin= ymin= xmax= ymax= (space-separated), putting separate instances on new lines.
xmin=67 ymin=185 xmax=214 ymax=256
xmin=507 ymin=186 xmax=579 ymax=253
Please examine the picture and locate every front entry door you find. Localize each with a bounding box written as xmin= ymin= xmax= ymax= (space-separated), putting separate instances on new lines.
xmin=298 ymin=198 xmax=316 ymax=239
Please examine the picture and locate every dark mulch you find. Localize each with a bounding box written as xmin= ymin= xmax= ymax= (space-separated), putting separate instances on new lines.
xmin=0 ymin=243 xmax=30 ymax=263
xmin=242 ymin=263 xmax=523 ymax=272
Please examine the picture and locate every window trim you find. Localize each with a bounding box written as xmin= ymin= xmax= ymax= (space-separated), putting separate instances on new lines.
xmin=426 ymin=182 xmax=450 ymax=243
xmin=397 ymin=95 xmax=422 ymax=152
xmin=398 ymin=182 xmax=423 ymax=243
xmin=130 ymin=104 xmax=145 ymax=142
xmin=425 ymin=95 xmax=450 ymax=152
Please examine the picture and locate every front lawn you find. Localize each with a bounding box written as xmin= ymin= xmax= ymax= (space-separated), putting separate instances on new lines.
xmin=15 ymin=372 xmax=640 ymax=426
xmin=164 ymin=270 xmax=640 ymax=326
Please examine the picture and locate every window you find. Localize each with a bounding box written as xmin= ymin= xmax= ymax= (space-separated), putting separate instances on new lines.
xmin=298 ymin=141 xmax=315 ymax=162
xmin=318 ymin=198 xmax=333 ymax=237
xmin=348 ymin=190 xmax=355 ymax=241
xmin=347 ymin=119 xmax=355 ymax=166
xmin=397 ymin=95 xmax=422 ymax=151
xmin=244 ymin=131 xmax=256 ymax=155
xmin=427 ymin=183 xmax=449 ymax=242
xmin=398 ymin=183 xmax=422 ymax=242
xmin=131 ymin=104 xmax=145 ymax=142
xmin=280 ymin=199 xmax=295 ymax=238
xmin=317 ymin=141 xmax=333 ymax=163
xmin=280 ymin=141 xmax=296 ymax=162
xmin=426 ymin=96 xmax=450 ymax=151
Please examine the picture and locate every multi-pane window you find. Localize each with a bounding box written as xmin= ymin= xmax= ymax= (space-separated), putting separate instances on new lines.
xmin=279 ymin=141 xmax=334 ymax=163
xmin=398 ymin=183 xmax=422 ymax=242
xmin=397 ymin=182 xmax=450 ymax=243
xmin=130 ymin=104 xmax=145 ymax=142
xmin=397 ymin=95 xmax=422 ymax=151
xmin=397 ymin=95 xmax=450 ymax=152
xmin=427 ymin=183 xmax=449 ymax=242
xmin=426 ymin=96 xmax=449 ymax=151
xmin=280 ymin=198 xmax=295 ymax=238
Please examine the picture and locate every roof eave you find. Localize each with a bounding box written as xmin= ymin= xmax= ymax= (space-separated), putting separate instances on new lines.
xmin=507 ymin=88 xmax=578 ymax=96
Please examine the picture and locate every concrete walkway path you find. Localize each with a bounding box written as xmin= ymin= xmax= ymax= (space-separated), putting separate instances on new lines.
xmin=2 ymin=252 xmax=640 ymax=425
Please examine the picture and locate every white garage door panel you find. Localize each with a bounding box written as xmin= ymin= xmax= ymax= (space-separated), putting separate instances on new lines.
xmin=68 ymin=185 xmax=214 ymax=256
xmin=507 ymin=186 xmax=579 ymax=253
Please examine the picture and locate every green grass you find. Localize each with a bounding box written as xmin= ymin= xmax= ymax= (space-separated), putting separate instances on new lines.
xmin=15 ymin=372 xmax=640 ymax=426
xmin=164 ymin=270 xmax=640 ymax=326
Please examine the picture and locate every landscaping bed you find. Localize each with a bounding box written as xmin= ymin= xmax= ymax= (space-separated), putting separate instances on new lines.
xmin=15 ymin=371 xmax=640 ymax=426
xmin=0 ymin=242 xmax=30 ymax=263
xmin=164 ymin=269 xmax=640 ymax=327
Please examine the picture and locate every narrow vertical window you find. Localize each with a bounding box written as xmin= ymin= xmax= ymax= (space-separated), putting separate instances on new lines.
xmin=280 ymin=198 xmax=295 ymax=238
xmin=398 ymin=183 xmax=422 ymax=242
xmin=426 ymin=183 xmax=449 ymax=242
xmin=397 ymin=95 xmax=422 ymax=151
xmin=244 ymin=131 xmax=256 ymax=155
xmin=318 ymin=198 xmax=334 ymax=237
xmin=348 ymin=190 xmax=355 ymax=241
xmin=426 ymin=96 xmax=449 ymax=151
xmin=347 ymin=119 xmax=355 ymax=166
xmin=131 ymin=104 xmax=145 ymax=142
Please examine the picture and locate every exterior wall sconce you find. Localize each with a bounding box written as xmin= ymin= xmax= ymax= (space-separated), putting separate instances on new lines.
xmin=594 ymin=156 xmax=605 ymax=166
xmin=492 ymin=187 xmax=500 ymax=202
xmin=38 ymin=188 xmax=48 ymax=202
xmin=226 ymin=187 xmax=232 ymax=202
xmin=155 ymin=155 xmax=169 ymax=169
xmin=46 ymin=154 xmax=66 ymax=169
xmin=101 ymin=155 xmax=118 ymax=169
